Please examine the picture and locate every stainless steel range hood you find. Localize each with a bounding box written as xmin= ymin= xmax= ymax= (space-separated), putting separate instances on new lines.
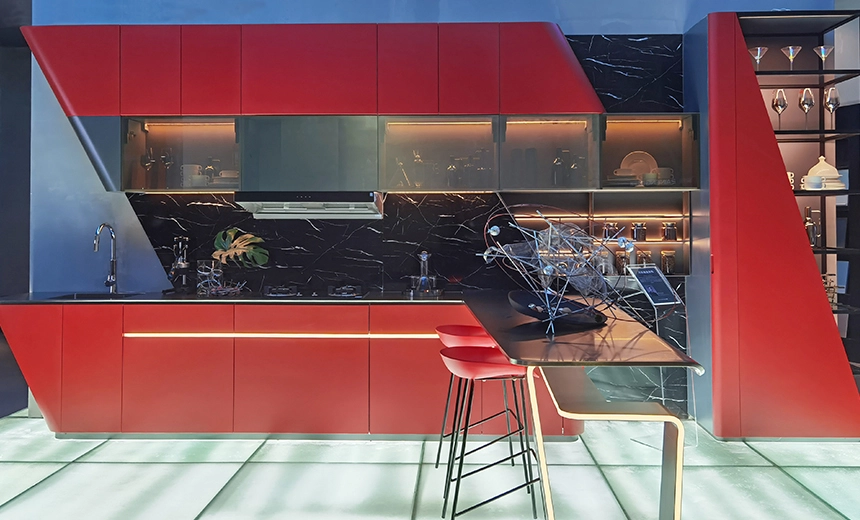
xmin=234 ymin=192 xmax=383 ymax=220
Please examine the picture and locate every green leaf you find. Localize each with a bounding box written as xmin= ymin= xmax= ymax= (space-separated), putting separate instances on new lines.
xmin=211 ymin=227 xmax=269 ymax=267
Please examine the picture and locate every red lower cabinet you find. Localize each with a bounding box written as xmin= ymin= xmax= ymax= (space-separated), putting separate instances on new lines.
xmin=62 ymin=305 xmax=123 ymax=432
xmin=234 ymin=338 xmax=369 ymax=433
xmin=370 ymin=338 xmax=475 ymax=435
xmin=122 ymin=338 xmax=234 ymax=433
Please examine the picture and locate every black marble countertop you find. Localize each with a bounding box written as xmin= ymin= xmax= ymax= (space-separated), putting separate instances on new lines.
xmin=0 ymin=290 xmax=469 ymax=304
xmin=464 ymin=290 xmax=703 ymax=373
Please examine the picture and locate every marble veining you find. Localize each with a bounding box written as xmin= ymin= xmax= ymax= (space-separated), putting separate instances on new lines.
xmin=567 ymin=35 xmax=683 ymax=113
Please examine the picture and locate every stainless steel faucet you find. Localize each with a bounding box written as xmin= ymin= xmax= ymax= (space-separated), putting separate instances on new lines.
xmin=94 ymin=223 xmax=117 ymax=294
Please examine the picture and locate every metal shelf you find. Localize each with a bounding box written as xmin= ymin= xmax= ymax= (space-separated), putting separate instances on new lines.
xmin=775 ymin=130 xmax=860 ymax=143
xmin=756 ymin=69 xmax=860 ymax=88
xmin=794 ymin=189 xmax=860 ymax=196
xmin=812 ymin=247 xmax=860 ymax=255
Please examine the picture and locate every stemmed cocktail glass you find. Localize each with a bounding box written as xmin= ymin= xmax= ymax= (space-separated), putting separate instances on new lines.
xmin=771 ymin=89 xmax=788 ymax=130
xmin=781 ymin=46 xmax=802 ymax=70
xmin=748 ymin=47 xmax=768 ymax=71
xmin=799 ymin=88 xmax=815 ymax=130
xmin=826 ymin=87 xmax=840 ymax=128
xmin=814 ymin=45 xmax=834 ymax=66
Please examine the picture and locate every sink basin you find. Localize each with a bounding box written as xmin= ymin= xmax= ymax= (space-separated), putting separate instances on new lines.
xmin=50 ymin=292 xmax=142 ymax=300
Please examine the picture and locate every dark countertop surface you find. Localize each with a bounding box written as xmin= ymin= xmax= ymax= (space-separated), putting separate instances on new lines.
xmin=464 ymin=290 xmax=704 ymax=373
xmin=0 ymin=290 xmax=469 ymax=304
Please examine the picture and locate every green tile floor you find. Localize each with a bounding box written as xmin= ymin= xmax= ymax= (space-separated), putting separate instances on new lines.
xmin=0 ymin=411 xmax=857 ymax=519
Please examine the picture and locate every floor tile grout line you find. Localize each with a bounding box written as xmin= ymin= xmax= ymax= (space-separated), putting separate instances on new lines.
xmin=410 ymin=441 xmax=427 ymax=520
xmin=743 ymin=443 xmax=852 ymax=520
xmin=0 ymin=438 xmax=110 ymax=514
xmin=579 ymin=438 xmax=633 ymax=520
xmin=192 ymin=438 xmax=268 ymax=520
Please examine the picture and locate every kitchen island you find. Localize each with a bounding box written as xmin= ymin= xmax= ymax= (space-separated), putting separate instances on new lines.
xmin=0 ymin=291 xmax=568 ymax=437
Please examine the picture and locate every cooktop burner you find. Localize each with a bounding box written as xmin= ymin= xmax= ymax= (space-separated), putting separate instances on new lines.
xmin=263 ymin=285 xmax=301 ymax=298
xmin=327 ymin=285 xmax=365 ymax=298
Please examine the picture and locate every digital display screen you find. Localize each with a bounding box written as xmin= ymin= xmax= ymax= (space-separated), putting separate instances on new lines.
xmin=628 ymin=266 xmax=681 ymax=306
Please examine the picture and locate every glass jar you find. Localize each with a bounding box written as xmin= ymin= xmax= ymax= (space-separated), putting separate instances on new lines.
xmin=632 ymin=222 xmax=647 ymax=242
xmin=662 ymin=222 xmax=678 ymax=241
xmin=660 ymin=251 xmax=676 ymax=274
xmin=636 ymin=250 xmax=652 ymax=265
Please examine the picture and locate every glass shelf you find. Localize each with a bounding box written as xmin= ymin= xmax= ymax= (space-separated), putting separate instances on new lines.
xmin=756 ymin=70 xmax=860 ymax=88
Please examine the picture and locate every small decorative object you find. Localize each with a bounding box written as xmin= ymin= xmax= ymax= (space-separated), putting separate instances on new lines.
xmin=771 ymin=89 xmax=788 ymax=130
xmin=814 ymin=45 xmax=834 ymax=64
xmin=806 ymin=156 xmax=839 ymax=180
xmin=804 ymin=207 xmax=820 ymax=247
xmin=787 ymin=171 xmax=795 ymax=188
xmin=823 ymin=273 xmax=840 ymax=309
xmin=825 ymin=87 xmax=840 ymax=128
xmin=196 ymin=260 xmax=223 ymax=296
xmin=799 ymin=88 xmax=815 ymax=130
xmin=781 ymin=45 xmax=802 ymax=70
xmin=212 ymin=228 xmax=269 ymax=268
xmin=748 ymin=46 xmax=768 ymax=70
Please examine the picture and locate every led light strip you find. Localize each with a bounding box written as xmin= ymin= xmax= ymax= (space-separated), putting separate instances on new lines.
xmin=124 ymin=332 xmax=440 ymax=339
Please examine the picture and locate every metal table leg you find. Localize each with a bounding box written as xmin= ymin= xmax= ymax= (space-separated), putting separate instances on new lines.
xmin=526 ymin=366 xmax=554 ymax=520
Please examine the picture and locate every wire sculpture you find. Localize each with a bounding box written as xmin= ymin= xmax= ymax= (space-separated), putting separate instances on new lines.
xmin=481 ymin=204 xmax=674 ymax=335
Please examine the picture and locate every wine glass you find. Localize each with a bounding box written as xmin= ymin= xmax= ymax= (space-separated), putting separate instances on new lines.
xmin=771 ymin=89 xmax=788 ymax=130
xmin=814 ymin=45 xmax=834 ymax=65
xmin=825 ymin=87 xmax=840 ymax=128
xmin=748 ymin=46 xmax=768 ymax=71
xmin=799 ymin=88 xmax=815 ymax=130
xmin=781 ymin=46 xmax=802 ymax=70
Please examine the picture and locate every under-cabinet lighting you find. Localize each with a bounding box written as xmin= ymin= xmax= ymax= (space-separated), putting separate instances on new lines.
xmin=128 ymin=190 xmax=236 ymax=195
xmin=143 ymin=122 xmax=235 ymax=127
xmin=386 ymin=121 xmax=491 ymax=126
xmin=506 ymin=120 xmax=589 ymax=125
xmin=124 ymin=332 xmax=441 ymax=339
xmin=388 ymin=190 xmax=496 ymax=194
xmin=606 ymin=120 xmax=683 ymax=124
xmin=513 ymin=214 xmax=686 ymax=220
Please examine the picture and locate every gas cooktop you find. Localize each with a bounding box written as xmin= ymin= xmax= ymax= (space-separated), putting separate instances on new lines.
xmin=262 ymin=285 xmax=367 ymax=299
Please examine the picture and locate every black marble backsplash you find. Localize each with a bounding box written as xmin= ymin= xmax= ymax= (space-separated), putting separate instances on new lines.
xmin=128 ymin=193 xmax=521 ymax=294
xmin=567 ymin=35 xmax=683 ymax=113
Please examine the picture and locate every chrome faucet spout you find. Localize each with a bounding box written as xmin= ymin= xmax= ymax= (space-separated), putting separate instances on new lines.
xmin=94 ymin=223 xmax=117 ymax=294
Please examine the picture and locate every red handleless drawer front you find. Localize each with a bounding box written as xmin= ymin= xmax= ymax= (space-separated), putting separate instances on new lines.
xmin=62 ymin=305 xmax=123 ymax=432
xmin=369 ymin=304 xmax=480 ymax=334
xmin=0 ymin=305 xmax=63 ymax=431
xmin=234 ymin=338 xmax=369 ymax=433
xmin=123 ymin=304 xmax=233 ymax=333
xmin=499 ymin=22 xmax=604 ymax=114
xmin=242 ymin=24 xmax=377 ymax=115
xmin=235 ymin=305 xmax=368 ymax=333
xmin=181 ymin=25 xmax=241 ymax=115
xmin=122 ymin=337 xmax=234 ymax=432
xmin=439 ymin=23 xmax=499 ymax=115
xmin=121 ymin=25 xmax=181 ymax=116
xmin=370 ymin=338 xmax=480 ymax=434
xmin=378 ymin=24 xmax=438 ymax=114
xmin=22 ymin=26 xmax=120 ymax=116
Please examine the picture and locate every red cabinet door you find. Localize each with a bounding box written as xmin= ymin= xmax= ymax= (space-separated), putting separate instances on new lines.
xmin=233 ymin=305 xmax=369 ymax=433
xmin=378 ymin=24 xmax=438 ymax=114
xmin=122 ymin=337 xmax=234 ymax=433
xmin=21 ymin=26 xmax=120 ymax=116
xmin=234 ymin=338 xmax=369 ymax=433
xmin=0 ymin=305 xmax=63 ymax=431
xmin=123 ymin=304 xmax=233 ymax=333
xmin=439 ymin=23 xmax=499 ymax=115
xmin=62 ymin=305 xmax=123 ymax=432
xmin=181 ymin=25 xmax=242 ymax=115
xmin=242 ymin=24 xmax=377 ymax=114
xmin=121 ymin=25 xmax=181 ymax=115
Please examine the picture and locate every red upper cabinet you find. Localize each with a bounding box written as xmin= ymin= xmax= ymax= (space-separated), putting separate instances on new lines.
xmin=242 ymin=24 xmax=377 ymax=115
xmin=378 ymin=24 xmax=438 ymax=115
xmin=22 ymin=25 xmax=120 ymax=116
xmin=121 ymin=25 xmax=181 ymax=116
xmin=181 ymin=25 xmax=242 ymax=115
xmin=500 ymin=22 xmax=604 ymax=114
xmin=439 ymin=23 xmax=499 ymax=115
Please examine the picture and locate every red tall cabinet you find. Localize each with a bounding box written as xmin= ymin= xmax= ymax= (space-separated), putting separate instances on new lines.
xmin=688 ymin=12 xmax=860 ymax=438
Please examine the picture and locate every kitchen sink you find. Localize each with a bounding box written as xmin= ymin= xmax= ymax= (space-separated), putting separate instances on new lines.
xmin=50 ymin=292 xmax=142 ymax=300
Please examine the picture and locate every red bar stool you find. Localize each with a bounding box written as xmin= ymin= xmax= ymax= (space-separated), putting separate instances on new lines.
xmin=435 ymin=325 xmax=510 ymax=469
xmin=439 ymin=346 xmax=540 ymax=519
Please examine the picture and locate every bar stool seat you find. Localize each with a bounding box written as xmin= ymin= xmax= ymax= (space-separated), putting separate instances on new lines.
xmin=436 ymin=325 xmax=497 ymax=348
xmin=439 ymin=346 xmax=539 ymax=519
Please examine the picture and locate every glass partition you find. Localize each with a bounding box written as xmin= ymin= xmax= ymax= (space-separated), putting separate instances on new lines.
xmin=499 ymin=115 xmax=599 ymax=190
xmin=378 ymin=116 xmax=498 ymax=191
xmin=122 ymin=117 xmax=240 ymax=191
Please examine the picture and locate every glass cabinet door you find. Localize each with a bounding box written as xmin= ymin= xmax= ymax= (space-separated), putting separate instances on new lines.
xmin=378 ymin=116 xmax=498 ymax=191
xmin=601 ymin=114 xmax=699 ymax=189
xmin=122 ymin=117 xmax=240 ymax=191
xmin=499 ymin=115 xmax=599 ymax=190
xmin=240 ymin=116 xmax=378 ymax=192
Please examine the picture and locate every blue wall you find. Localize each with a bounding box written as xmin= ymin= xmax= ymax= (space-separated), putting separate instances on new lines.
xmin=34 ymin=0 xmax=834 ymax=33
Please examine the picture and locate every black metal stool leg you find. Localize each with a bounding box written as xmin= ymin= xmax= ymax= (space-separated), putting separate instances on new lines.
xmin=520 ymin=379 xmax=542 ymax=519
xmin=511 ymin=379 xmax=534 ymax=498
xmin=436 ymin=373 xmax=456 ymax=468
xmin=450 ymin=379 xmax=475 ymax=520
xmin=443 ymin=377 xmax=464 ymax=507
xmin=502 ymin=380 xmax=516 ymax=466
